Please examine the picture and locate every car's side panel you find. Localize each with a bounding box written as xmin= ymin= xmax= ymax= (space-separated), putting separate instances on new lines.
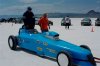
xmin=18 ymin=33 xmax=36 ymax=50
xmin=18 ymin=33 xmax=45 ymax=55
xmin=44 ymin=43 xmax=59 ymax=58
xmin=18 ymin=31 xmax=91 ymax=60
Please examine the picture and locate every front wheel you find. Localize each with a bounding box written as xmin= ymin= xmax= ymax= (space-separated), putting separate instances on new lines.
xmin=8 ymin=35 xmax=18 ymax=50
xmin=57 ymin=52 xmax=72 ymax=66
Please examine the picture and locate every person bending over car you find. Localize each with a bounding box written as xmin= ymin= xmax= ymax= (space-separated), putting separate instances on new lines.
xmin=39 ymin=13 xmax=50 ymax=32
xmin=23 ymin=7 xmax=35 ymax=29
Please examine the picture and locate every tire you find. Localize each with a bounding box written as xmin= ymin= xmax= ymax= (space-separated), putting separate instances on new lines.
xmin=18 ymin=29 xmax=21 ymax=35
xmin=57 ymin=52 xmax=72 ymax=66
xmin=22 ymin=25 xmax=25 ymax=29
xmin=8 ymin=35 xmax=18 ymax=50
xmin=80 ymin=45 xmax=91 ymax=51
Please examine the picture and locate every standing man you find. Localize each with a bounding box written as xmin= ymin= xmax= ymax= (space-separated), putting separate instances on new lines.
xmin=38 ymin=13 xmax=50 ymax=32
xmin=64 ymin=16 xmax=71 ymax=29
xmin=23 ymin=7 xmax=35 ymax=29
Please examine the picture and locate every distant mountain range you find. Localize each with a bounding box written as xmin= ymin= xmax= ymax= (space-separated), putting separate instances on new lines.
xmin=46 ymin=10 xmax=100 ymax=18
xmin=0 ymin=10 xmax=100 ymax=18
xmin=86 ymin=10 xmax=100 ymax=17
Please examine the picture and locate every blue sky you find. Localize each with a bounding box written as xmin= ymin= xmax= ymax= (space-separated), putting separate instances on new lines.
xmin=0 ymin=0 xmax=100 ymax=15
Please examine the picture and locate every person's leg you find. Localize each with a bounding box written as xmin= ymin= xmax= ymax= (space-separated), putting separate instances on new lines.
xmin=65 ymin=23 xmax=67 ymax=29
xmin=66 ymin=23 xmax=68 ymax=29
xmin=68 ymin=23 xmax=69 ymax=29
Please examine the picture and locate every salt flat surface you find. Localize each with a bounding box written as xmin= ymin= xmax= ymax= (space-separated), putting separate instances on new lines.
xmin=0 ymin=18 xmax=100 ymax=66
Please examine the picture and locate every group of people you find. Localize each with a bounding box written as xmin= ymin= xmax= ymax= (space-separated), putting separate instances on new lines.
xmin=23 ymin=7 xmax=71 ymax=33
xmin=23 ymin=7 xmax=49 ymax=33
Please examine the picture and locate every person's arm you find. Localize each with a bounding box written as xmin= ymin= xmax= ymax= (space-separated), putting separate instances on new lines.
xmin=48 ymin=22 xmax=50 ymax=29
xmin=47 ymin=19 xmax=50 ymax=29
xmin=32 ymin=12 xmax=35 ymax=18
xmin=23 ymin=12 xmax=26 ymax=19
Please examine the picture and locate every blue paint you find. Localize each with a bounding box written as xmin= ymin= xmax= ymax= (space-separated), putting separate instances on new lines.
xmin=16 ymin=27 xmax=96 ymax=66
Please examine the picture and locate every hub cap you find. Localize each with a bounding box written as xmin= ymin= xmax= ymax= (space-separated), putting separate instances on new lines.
xmin=58 ymin=53 xmax=69 ymax=66
xmin=9 ymin=38 xmax=13 ymax=47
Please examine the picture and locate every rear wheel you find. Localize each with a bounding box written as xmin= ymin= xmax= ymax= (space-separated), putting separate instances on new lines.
xmin=8 ymin=35 xmax=18 ymax=50
xmin=80 ymin=45 xmax=96 ymax=66
xmin=57 ymin=52 xmax=72 ymax=66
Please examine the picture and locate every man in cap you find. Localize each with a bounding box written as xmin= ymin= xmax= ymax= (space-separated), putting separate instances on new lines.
xmin=23 ymin=7 xmax=35 ymax=29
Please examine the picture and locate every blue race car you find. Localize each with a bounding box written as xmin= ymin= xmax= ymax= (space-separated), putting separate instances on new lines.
xmin=8 ymin=26 xmax=96 ymax=66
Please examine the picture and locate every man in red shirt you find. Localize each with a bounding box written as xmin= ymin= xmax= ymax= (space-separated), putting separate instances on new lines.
xmin=39 ymin=13 xmax=49 ymax=32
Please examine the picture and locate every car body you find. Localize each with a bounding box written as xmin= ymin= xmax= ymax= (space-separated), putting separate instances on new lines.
xmin=81 ymin=18 xmax=92 ymax=26
xmin=61 ymin=18 xmax=71 ymax=26
xmin=8 ymin=26 xmax=96 ymax=66
xmin=95 ymin=18 xmax=100 ymax=26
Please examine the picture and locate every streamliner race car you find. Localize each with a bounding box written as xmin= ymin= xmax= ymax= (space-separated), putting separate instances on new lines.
xmin=8 ymin=25 xmax=96 ymax=66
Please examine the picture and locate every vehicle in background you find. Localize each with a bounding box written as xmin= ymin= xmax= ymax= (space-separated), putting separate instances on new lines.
xmin=95 ymin=18 xmax=100 ymax=26
xmin=61 ymin=18 xmax=71 ymax=26
xmin=81 ymin=18 xmax=92 ymax=26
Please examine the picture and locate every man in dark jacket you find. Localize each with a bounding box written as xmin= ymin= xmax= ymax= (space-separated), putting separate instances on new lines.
xmin=23 ymin=7 xmax=35 ymax=29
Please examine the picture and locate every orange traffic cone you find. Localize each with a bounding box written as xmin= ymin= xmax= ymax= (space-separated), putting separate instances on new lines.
xmin=91 ymin=27 xmax=94 ymax=32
